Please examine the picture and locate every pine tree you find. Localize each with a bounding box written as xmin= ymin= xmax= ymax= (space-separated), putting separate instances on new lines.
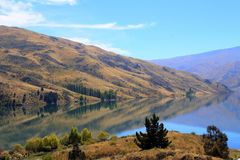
xmin=135 ymin=114 xmax=171 ymax=150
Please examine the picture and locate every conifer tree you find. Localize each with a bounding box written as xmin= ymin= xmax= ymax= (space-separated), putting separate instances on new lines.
xmin=135 ymin=114 xmax=171 ymax=150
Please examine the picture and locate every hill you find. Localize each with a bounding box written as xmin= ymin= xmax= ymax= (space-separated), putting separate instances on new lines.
xmin=151 ymin=47 xmax=240 ymax=89
xmin=0 ymin=26 xmax=229 ymax=105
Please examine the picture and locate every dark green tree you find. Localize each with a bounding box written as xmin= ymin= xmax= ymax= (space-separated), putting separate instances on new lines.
xmin=68 ymin=144 xmax=86 ymax=160
xmin=65 ymin=83 xmax=116 ymax=101
xmin=22 ymin=94 xmax=26 ymax=103
xmin=186 ymin=88 xmax=194 ymax=98
xmin=203 ymin=125 xmax=229 ymax=159
xmin=79 ymin=95 xmax=84 ymax=103
xmin=0 ymin=93 xmax=11 ymax=116
xmin=84 ymin=97 xmax=87 ymax=104
xmin=135 ymin=114 xmax=171 ymax=150
xmin=69 ymin=127 xmax=81 ymax=145
xmin=37 ymin=90 xmax=40 ymax=96
xmin=44 ymin=92 xmax=58 ymax=105
xmin=39 ymin=94 xmax=43 ymax=100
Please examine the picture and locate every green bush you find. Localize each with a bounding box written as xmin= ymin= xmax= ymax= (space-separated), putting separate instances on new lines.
xmin=191 ymin=132 xmax=196 ymax=135
xmin=25 ymin=134 xmax=60 ymax=153
xmin=42 ymin=134 xmax=60 ymax=151
xmin=12 ymin=144 xmax=24 ymax=152
xmin=69 ymin=127 xmax=81 ymax=145
xmin=110 ymin=135 xmax=118 ymax=141
xmin=97 ymin=131 xmax=110 ymax=141
xmin=80 ymin=128 xmax=92 ymax=143
xmin=60 ymin=133 xmax=69 ymax=146
xmin=25 ymin=137 xmax=43 ymax=153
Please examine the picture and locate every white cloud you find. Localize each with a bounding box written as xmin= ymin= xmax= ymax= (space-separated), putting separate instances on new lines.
xmin=66 ymin=37 xmax=130 ymax=55
xmin=0 ymin=0 xmax=152 ymax=30
xmin=30 ymin=0 xmax=77 ymax=5
xmin=33 ymin=22 xmax=145 ymax=30
xmin=0 ymin=0 xmax=44 ymax=26
xmin=47 ymin=0 xmax=77 ymax=5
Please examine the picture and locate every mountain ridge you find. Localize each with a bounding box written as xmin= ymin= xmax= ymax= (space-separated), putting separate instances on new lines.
xmin=151 ymin=46 xmax=240 ymax=89
xmin=0 ymin=26 xmax=230 ymax=106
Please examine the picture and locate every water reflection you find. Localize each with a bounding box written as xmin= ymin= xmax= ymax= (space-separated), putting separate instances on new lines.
xmin=0 ymin=93 xmax=240 ymax=149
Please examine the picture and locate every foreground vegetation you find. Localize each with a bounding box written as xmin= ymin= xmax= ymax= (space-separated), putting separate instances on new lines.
xmin=0 ymin=114 xmax=239 ymax=160
xmin=2 ymin=133 xmax=239 ymax=160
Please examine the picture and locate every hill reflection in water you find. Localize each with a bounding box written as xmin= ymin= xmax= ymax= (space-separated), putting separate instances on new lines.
xmin=0 ymin=93 xmax=239 ymax=149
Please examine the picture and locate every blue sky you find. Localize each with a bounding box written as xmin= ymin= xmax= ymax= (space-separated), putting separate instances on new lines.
xmin=0 ymin=0 xmax=240 ymax=60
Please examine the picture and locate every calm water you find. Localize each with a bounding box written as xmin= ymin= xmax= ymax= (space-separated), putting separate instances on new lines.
xmin=0 ymin=93 xmax=240 ymax=150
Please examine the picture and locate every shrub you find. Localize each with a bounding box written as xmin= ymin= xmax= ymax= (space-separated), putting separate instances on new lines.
xmin=80 ymin=128 xmax=92 ymax=144
xmin=69 ymin=127 xmax=81 ymax=145
xmin=42 ymin=134 xmax=60 ymax=151
xmin=25 ymin=134 xmax=60 ymax=153
xmin=110 ymin=135 xmax=118 ymax=141
xmin=12 ymin=144 xmax=24 ymax=152
xmin=97 ymin=131 xmax=110 ymax=141
xmin=0 ymin=152 xmax=11 ymax=160
xmin=42 ymin=154 xmax=53 ymax=160
xmin=109 ymin=141 xmax=116 ymax=146
xmin=135 ymin=114 xmax=171 ymax=150
xmin=203 ymin=125 xmax=229 ymax=159
xmin=60 ymin=133 xmax=69 ymax=146
xmin=25 ymin=137 xmax=43 ymax=153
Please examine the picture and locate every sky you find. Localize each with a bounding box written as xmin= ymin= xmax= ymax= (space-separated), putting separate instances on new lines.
xmin=0 ymin=0 xmax=240 ymax=60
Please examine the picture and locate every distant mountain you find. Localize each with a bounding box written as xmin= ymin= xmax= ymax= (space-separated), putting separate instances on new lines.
xmin=0 ymin=26 xmax=229 ymax=105
xmin=151 ymin=47 xmax=240 ymax=89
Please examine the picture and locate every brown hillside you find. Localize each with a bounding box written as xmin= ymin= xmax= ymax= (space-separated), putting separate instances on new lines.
xmin=0 ymin=26 xmax=230 ymax=103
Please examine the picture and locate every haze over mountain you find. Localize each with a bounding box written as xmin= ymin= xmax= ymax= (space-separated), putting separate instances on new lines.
xmin=151 ymin=47 xmax=240 ymax=89
xmin=0 ymin=26 xmax=229 ymax=104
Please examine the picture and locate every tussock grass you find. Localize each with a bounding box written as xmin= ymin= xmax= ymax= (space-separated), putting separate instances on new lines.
xmin=38 ymin=132 xmax=239 ymax=160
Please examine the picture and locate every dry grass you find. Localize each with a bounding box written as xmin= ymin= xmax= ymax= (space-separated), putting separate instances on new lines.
xmin=44 ymin=132 xmax=233 ymax=160
xmin=0 ymin=25 xmax=230 ymax=106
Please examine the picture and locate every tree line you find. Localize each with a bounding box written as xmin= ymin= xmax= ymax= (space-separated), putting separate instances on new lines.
xmin=0 ymin=87 xmax=59 ymax=118
xmin=64 ymin=84 xmax=117 ymax=102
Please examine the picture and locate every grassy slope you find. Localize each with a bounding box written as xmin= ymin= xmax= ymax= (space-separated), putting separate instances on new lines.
xmin=27 ymin=132 xmax=240 ymax=160
xmin=0 ymin=26 xmax=230 ymax=105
